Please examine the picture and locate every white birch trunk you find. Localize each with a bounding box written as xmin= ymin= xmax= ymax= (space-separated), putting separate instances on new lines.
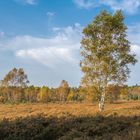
xmin=99 ymin=91 xmax=106 ymax=111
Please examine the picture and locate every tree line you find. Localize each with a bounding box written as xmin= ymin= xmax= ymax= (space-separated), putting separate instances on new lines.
xmin=0 ymin=68 xmax=139 ymax=104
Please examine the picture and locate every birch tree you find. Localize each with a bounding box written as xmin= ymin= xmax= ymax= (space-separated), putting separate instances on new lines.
xmin=1 ymin=68 xmax=29 ymax=87
xmin=80 ymin=10 xmax=137 ymax=111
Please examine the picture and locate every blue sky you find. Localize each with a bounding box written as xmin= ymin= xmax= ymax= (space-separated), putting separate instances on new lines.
xmin=0 ymin=0 xmax=140 ymax=87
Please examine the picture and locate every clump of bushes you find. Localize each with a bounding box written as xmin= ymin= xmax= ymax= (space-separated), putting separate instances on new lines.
xmin=0 ymin=114 xmax=139 ymax=140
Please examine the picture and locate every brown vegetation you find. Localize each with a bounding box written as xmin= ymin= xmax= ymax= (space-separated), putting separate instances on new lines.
xmin=0 ymin=101 xmax=139 ymax=140
xmin=0 ymin=101 xmax=139 ymax=120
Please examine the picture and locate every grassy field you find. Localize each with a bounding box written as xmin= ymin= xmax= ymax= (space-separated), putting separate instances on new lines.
xmin=0 ymin=101 xmax=140 ymax=119
xmin=0 ymin=101 xmax=140 ymax=140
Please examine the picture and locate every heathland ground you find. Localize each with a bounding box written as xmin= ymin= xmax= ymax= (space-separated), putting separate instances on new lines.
xmin=0 ymin=101 xmax=139 ymax=140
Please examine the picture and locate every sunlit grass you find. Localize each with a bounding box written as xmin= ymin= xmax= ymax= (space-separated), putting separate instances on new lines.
xmin=0 ymin=101 xmax=139 ymax=120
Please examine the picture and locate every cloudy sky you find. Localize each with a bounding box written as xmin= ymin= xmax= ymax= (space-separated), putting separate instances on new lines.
xmin=0 ymin=0 xmax=140 ymax=87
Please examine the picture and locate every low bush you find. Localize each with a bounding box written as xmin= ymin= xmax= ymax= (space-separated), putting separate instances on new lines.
xmin=0 ymin=114 xmax=139 ymax=140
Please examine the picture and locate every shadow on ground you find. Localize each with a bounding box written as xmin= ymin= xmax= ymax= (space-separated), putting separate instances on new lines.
xmin=0 ymin=113 xmax=140 ymax=140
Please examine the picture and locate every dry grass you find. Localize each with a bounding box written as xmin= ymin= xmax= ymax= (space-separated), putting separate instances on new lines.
xmin=0 ymin=100 xmax=139 ymax=120
xmin=0 ymin=101 xmax=140 ymax=140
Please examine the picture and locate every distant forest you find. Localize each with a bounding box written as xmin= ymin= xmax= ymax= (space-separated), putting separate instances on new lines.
xmin=0 ymin=68 xmax=139 ymax=104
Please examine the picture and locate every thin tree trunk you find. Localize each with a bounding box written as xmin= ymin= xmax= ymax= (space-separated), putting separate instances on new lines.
xmin=99 ymin=90 xmax=106 ymax=111
xmin=98 ymin=78 xmax=108 ymax=111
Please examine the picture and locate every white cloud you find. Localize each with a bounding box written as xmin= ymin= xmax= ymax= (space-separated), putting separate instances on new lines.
xmin=1 ymin=23 xmax=82 ymax=68
xmin=101 ymin=0 xmax=140 ymax=14
xmin=73 ymin=0 xmax=98 ymax=9
xmin=46 ymin=12 xmax=55 ymax=17
xmin=14 ymin=0 xmax=37 ymax=5
xmin=52 ymin=27 xmax=60 ymax=32
xmin=73 ymin=0 xmax=140 ymax=14
xmin=131 ymin=45 xmax=140 ymax=57
xmin=16 ymin=47 xmax=77 ymax=68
